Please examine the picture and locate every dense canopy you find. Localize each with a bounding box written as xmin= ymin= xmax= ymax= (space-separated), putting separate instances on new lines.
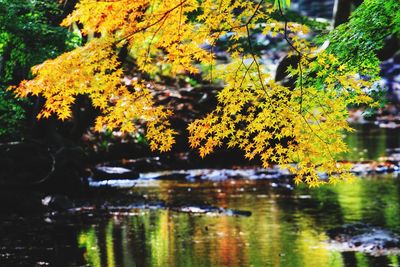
xmin=10 ymin=0 xmax=400 ymax=186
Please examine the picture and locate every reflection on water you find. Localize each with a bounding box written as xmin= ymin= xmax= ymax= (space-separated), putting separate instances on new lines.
xmin=344 ymin=124 xmax=400 ymax=161
xmin=72 ymin=177 xmax=400 ymax=267
xmin=3 ymin=124 xmax=400 ymax=266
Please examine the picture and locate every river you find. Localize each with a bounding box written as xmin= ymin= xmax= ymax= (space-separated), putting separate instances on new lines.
xmin=2 ymin=124 xmax=400 ymax=267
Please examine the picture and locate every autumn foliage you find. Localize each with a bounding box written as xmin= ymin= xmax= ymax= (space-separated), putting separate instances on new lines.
xmin=11 ymin=0 xmax=399 ymax=186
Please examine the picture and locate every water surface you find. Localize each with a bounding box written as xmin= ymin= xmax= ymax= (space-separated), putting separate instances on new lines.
xmin=74 ymin=177 xmax=400 ymax=267
xmin=2 ymin=124 xmax=400 ymax=267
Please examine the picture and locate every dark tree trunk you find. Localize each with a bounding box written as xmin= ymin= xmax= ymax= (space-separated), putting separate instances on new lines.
xmin=61 ymin=0 xmax=79 ymax=18
xmin=333 ymin=0 xmax=352 ymax=27
xmin=333 ymin=0 xmax=363 ymax=27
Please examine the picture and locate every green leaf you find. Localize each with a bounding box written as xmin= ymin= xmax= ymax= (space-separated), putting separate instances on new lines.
xmin=274 ymin=0 xmax=290 ymax=10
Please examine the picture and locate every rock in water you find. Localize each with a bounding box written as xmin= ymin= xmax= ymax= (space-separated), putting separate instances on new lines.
xmin=41 ymin=195 xmax=74 ymax=211
xmin=327 ymin=223 xmax=400 ymax=255
xmin=93 ymin=166 xmax=139 ymax=180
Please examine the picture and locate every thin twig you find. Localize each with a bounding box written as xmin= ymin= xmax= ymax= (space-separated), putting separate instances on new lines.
xmin=116 ymin=0 xmax=189 ymax=44
xmin=245 ymin=25 xmax=267 ymax=93
xmin=276 ymin=1 xmax=336 ymax=161
xmin=277 ymin=0 xmax=303 ymax=114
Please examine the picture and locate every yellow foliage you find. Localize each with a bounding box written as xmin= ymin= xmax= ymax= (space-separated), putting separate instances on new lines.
xmin=11 ymin=0 xmax=376 ymax=186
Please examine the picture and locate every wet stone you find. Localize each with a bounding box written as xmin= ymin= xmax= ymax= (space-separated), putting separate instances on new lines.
xmin=327 ymin=223 xmax=400 ymax=255
xmin=171 ymin=205 xmax=252 ymax=217
xmin=41 ymin=195 xmax=74 ymax=211
xmin=92 ymin=166 xmax=140 ymax=180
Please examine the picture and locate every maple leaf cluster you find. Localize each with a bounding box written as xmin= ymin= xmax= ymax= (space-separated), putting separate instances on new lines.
xmin=11 ymin=0 xmax=397 ymax=186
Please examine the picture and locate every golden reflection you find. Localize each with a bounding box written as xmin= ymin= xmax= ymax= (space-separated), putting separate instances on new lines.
xmin=215 ymin=217 xmax=245 ymax=266
xmin=334 ymin=180 xmax=364 ymax=221
xmin=75 ymin=176 xmax=400 ymax=267
xmin=106 ymin=221 xmax=116 ymax=267
xmin=148 ymin=211 xmax=172 ymax=266
xmin=295 ymin=216 xmax=343 ymax=267
xmin=78 ymin=227 xmax=102 ymax=267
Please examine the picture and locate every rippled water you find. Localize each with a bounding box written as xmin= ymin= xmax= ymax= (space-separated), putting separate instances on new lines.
xmin=2 ymin=124 xmax=400 ymax=266
xmin=1 ymin=176 xmax=400 ymax=266
xmin=344 ymin=124 xmax=400 ymax=161
xmin=72 ymin=177 xmax=398 ymax=267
